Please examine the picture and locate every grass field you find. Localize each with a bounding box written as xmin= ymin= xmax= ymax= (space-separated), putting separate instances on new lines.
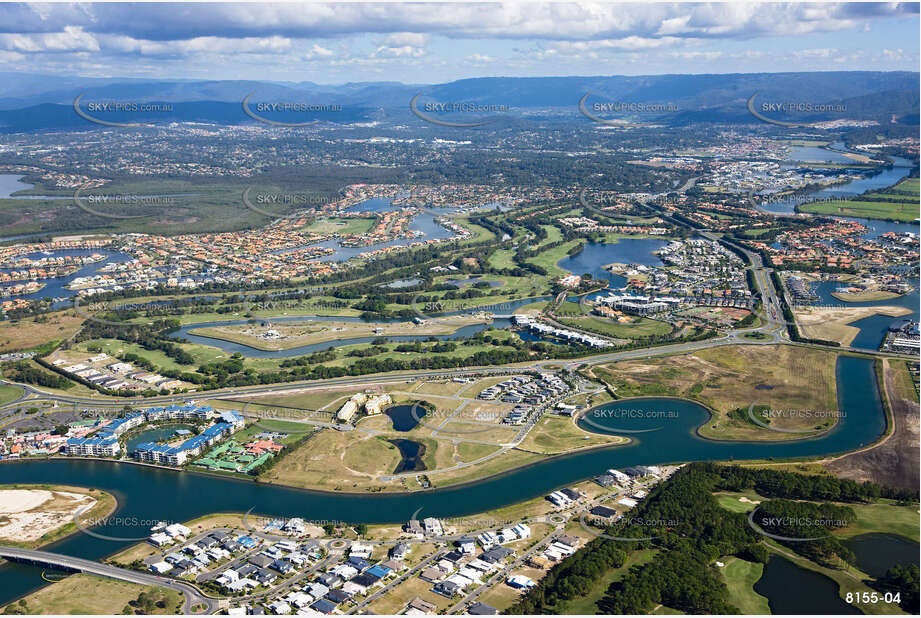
xmin=798 ymin=178 xmax=920 ymax=222
xmin=488 ymin=248 xmax=518 ymax=270
xmin=555 ymin=300 xmax=586 ymax=316
xmin=714 ymin=491 xmax=919 ymax=543
xmin=188 ymin=315 xmax=487 ymax=351
xmin=557 ymin=315 xmax=672 ymax=339
xmin=889 ymin=359 xmax=919 ymax=403
xmin=528 ymin=239 xmax=582 ymax=278
xmin=833 ymin=501 xmax=920 ymax=542
xmin=258 ymin=428 xmax=403 ymax=491
xmin=0 ymin=310 xmax=84 ymax=353
xmin=519 ymin=414 xmax=626 ymax=454
xmin=7 ymin=573 xmax=183 ymax=615
xmin=719 ymin=557 xmax=770 ymax=615
xmin=592 ymin=345 xmax=840 ymax=441
xmin=301 ymin=216 xmax=376 ymax=235
xmin=0 ymin=384 xmax=23 ymax=405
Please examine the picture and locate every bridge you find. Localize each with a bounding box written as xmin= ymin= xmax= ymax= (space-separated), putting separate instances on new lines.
xmin=0 ymin=545 xmax=219 ymax=614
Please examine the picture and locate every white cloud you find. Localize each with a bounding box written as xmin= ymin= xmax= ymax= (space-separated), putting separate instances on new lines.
xmin=465 ymin=53 xmax=495 ymax=63
xmin=0 ymin=26 xmax=99 ymax=53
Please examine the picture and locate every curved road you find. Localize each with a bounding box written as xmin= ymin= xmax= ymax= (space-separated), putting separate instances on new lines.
xmin=0 ymin=545 xmax=218 ymax=614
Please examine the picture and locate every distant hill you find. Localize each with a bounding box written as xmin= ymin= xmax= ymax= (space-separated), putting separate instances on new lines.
xmin=0 ymin=71 xmax=915 ymax=131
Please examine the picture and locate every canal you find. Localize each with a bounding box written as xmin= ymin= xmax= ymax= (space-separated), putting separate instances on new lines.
xmin=0 ymin=355 xmax=889 ymax=606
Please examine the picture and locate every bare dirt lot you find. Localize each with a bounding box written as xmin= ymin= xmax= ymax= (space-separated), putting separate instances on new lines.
xmin=826 ymin=359 xmax=920 ymax=490
xmin=795 ymin=305 xmax=911 ymax=346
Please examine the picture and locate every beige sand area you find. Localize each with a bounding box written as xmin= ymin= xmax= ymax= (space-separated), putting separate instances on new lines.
xmin=0 ymin=488 xmax=96 ymax=542
xmin=795 ymin=305 xmax=912 ymax=346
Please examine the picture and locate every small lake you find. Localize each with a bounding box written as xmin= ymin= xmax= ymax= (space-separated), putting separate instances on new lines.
xmin=447 ymin=277 xmax=503 ymax=288
xmin=557 ymin=238 xmax=669 ymax=290
xmin=385 ymin=405 xmax=425 ymax=432
xmin=388 ymin=439 xmax=427 ymax=474
xmin=124 ymin=424 xmax=196 ymax=454
xmin=753 ymin=555 xmax=859 ymax=614
xmin=844 ymin=533 xmax=920 ymax=579
xmin=377 ymin=278 xmax=422 ymax=289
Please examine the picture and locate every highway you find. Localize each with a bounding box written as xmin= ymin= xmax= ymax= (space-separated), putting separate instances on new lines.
xmin=0 ymin=545 xmax=219 ymax=613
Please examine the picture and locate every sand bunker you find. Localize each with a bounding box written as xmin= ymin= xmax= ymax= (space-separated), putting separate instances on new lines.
xmin=0 ymin=488 xmax=96 ymax=543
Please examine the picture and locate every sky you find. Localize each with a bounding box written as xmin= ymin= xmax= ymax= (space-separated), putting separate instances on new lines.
xmin=0 ymin=2 xmax=918 ymax=83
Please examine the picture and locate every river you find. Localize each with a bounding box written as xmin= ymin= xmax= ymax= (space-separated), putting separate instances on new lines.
xmin=0 ymin=355 xmax=887 ymax=605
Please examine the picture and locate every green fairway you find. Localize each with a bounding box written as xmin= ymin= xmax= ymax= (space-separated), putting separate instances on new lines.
xmin=834 ymin=500 xmax=920 ymax=542
xmin=720 ymin=557 xmax=771 ymax=615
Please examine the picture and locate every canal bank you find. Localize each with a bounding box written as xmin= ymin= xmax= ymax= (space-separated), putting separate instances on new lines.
xmin=0 ymin=355 xmax=890 ymax=606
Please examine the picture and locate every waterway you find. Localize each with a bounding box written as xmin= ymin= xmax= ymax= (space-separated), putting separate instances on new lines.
xmin=747 ymin=151 xmax=917 ymax=348
xmin=809 ymin=277 xmax=920 ymax=350
xmin=786 ymin=145 xmax=857 ymax=165
xmin=760 ymin=154 xmax=916 ymax=217
xmin=167 ymin=296 xmax=553 ymax=358
xmin=0 ymin=356 xmax=888 ymax=606
xmin=297 ymin=199 xmax=459 ymax=263
xmin=0 ymin=249 xmax=136 ymax=301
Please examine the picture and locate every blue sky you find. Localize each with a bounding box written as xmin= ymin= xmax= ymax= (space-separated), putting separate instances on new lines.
xmin=0 ymin=3 xmax=917 ymax=83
